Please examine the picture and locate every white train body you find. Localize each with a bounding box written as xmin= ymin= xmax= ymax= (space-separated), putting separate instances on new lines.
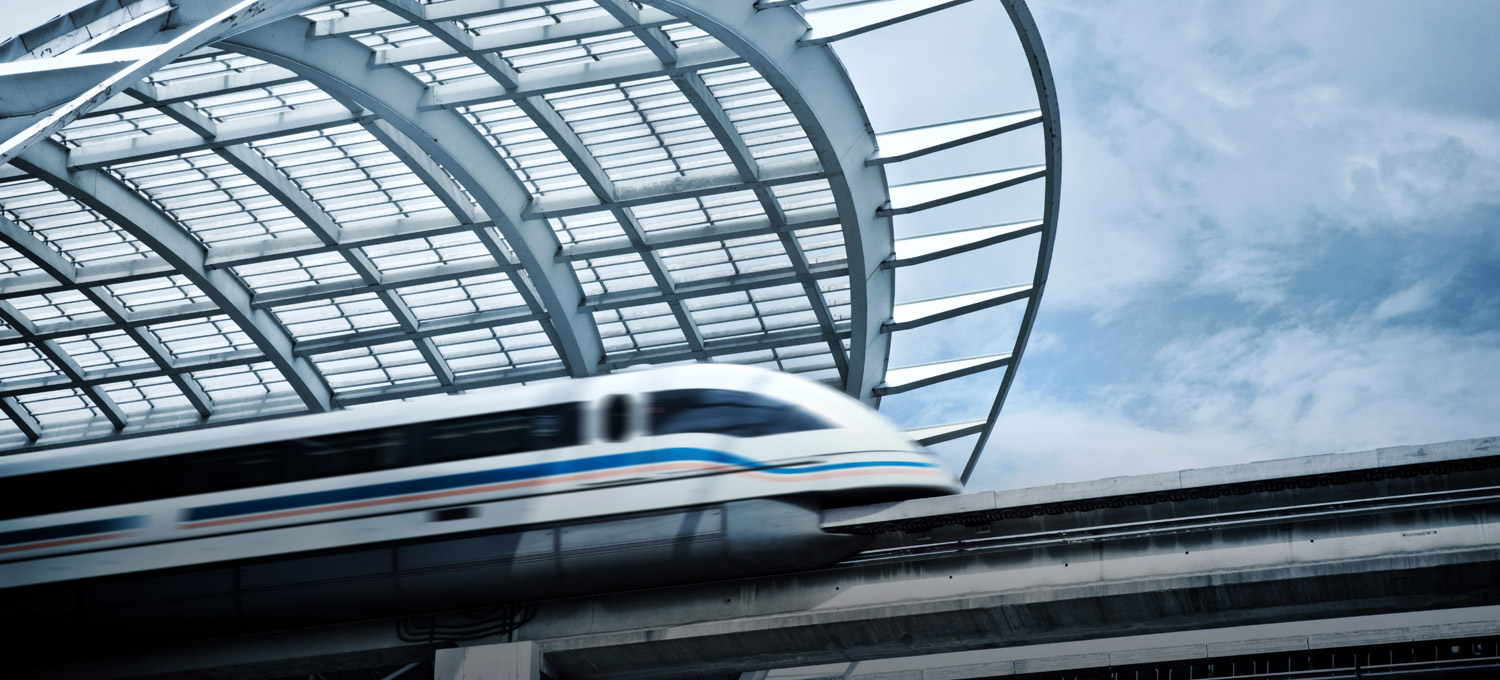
xmin=0 ymin=365 xmax=959 ymax=596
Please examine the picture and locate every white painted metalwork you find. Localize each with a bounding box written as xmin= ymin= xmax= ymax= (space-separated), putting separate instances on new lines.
xmin=0 ymin=0 xmax=1060 ymax=487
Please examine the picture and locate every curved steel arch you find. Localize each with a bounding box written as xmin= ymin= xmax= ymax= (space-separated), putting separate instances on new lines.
xmin=959 ymin=0 xmax=1063 ymax=483
xmin=647 ymin=0 xmax=894 ymax=403
xmin=13 ymin=140 xmax=333 ymax=414
xmin=0 ymin=0 xmax=1059 ymax=488
xmin=222 ymin=17 xmax=606 ymax=380
xmin=0 ymin=0 xmax=325 ymax=165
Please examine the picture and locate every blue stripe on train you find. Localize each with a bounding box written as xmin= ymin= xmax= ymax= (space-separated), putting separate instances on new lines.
xmin=184 ymin=448 xmax=934 ymax=522
xmin=0 ymin=516 xmax=145 ymax=547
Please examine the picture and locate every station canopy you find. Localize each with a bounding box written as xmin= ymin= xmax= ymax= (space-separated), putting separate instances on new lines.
xmin=0 ymin=0 xmax=1058 ymax=482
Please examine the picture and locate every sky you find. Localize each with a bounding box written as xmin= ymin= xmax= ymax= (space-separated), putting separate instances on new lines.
xmin=829 ymin=0 xmax=1500 ymax=490
xmin=3 ymin=2 xmax=1495 ymax=489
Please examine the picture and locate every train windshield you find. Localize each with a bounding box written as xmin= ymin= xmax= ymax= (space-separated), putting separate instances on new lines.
xmin=648 ymin=389 xmax=830 ymax=438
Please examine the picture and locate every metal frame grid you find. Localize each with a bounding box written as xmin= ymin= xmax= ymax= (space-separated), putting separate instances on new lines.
xmin=0 ymin=0 xmax=1059 ymax=485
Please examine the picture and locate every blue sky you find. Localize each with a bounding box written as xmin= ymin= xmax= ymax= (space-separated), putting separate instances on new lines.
xmin=831 ymin=0 xmax=1500 ymax=489
xmin=5 ymin=2 xmax=1494 ymax=489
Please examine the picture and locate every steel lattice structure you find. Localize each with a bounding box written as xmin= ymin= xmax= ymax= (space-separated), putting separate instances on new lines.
xmin=0 ymin=0 xmax=1058 ymax=483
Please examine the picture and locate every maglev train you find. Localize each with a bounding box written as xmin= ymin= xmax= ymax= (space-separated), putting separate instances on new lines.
xmin=0 ymin=364 xmax=958 ymax=645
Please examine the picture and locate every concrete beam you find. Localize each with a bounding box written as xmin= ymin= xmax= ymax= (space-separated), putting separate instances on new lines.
xmin=32 ymin=436 xmax=1500 ymax=680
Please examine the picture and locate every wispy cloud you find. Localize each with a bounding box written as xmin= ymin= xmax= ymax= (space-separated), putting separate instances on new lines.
xmin=978 ymin=316 xmax=1500 ymax=489
xmin=1034 ymin=1 xmax=1500 ymax=315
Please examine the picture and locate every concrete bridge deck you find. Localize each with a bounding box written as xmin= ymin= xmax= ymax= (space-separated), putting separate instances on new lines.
xmin=26 ymin=436 xmax=1500 ymax=680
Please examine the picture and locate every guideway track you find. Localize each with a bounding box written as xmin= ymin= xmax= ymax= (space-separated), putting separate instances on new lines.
xmin=19 ymin=437 xmax=1500 ymax=680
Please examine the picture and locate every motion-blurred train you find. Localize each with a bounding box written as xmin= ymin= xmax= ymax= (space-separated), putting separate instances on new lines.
xmin=0 ymin=364 xmax=958 ymax=644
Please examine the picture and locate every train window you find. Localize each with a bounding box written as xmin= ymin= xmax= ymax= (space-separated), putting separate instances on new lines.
xmin=648 ymin=390 xmax=829 ymax=438
xmin=0 ymin=403 xmax=582 ymax=520
xmin=601 ymin=395 xmax=631 ymax=442
xmin=426 ymin=403 xmax=581 ymax=462
xmin=289 ymin=428 xmax=409 ymax=480
xmin=177 ymin=444 xmax=289 ymax=497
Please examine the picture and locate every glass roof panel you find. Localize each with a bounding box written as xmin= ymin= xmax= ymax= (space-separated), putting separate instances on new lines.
xmin=272 ymin=293 xmax=398 ymax=342
xmin=190 ymin=361 xmax=294 ymax=403
xmin=0 ymin=179 xmax=153 ymax=268
xmin=146 ymin=315 xmax=259 ymax=363
xmin=7 ymin=289 xmax=107 ymax=327
xmin=111 ymin=151 xmax=319 ymax=248
xmin=103 ymin=275 xmax=211 ymax=316
xmin=99 ymin=376 xmax=193 ymax=416
xmin=0 ymin=343 xmax=63 ymax=384
xmin=54 ymin=330 xmax=153 ymax=376
xmin=394 ymin=273 xmax=526 ymax=324
xmin=16 ymin=388 xmax=102 ymax=427
xmin=433 ymin=321 xmax=560 ymax=377
xmin=0 ymin=0 xmax=1056 ymax=459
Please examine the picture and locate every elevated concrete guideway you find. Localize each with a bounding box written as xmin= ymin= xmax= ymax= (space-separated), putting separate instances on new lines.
xmin=36 ymin=436 xmax=1500 ymax=680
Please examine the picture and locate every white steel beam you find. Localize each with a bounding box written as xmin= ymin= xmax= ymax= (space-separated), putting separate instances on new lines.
xmin=884 ymin=219 xmax=1044 ymax=269
xmin=873 ymin=352 xmax=1013 ymax=397
xmin=312 ymin=0 xmax=561 ymax=36
xmin=961 ymin=0 xmax=1063 ymax=485
xmin=514 ymin=91 xmax=706 ymax=356
xmin=881 ymin=165 xmax=1046 ymax=216
xmin=0 ymin=396 xmax=41 ymax=441
xmin=423 ymin=40 xmax=741 ymax=110
xmin=0 ymin=47 xmax=159 ymax=116
xmin=799 ymin=0 xmax=977 ymax=46
xmin=0 ymin=0 xmax=328 ymax=166
xmin=70 ymin=100 xmax=374 ymax=169
xmin=648 ymin=1 xmax=895 ymax=403
xmin=0 ymin=300 xmax=129 ymax=430
xmin=0 ymin=300 xmax=220 ymax=349
xmin=885 ymin=284 xmax=1032 ymax=333
xmin=80 ymin=287 xmax=215 ymax=418
xmin=370 ymin=10 xmax=678 ymax=68
xmin=124 ymin=83 xmax=219 ymax=138
xmin=0 ymin=214 xmax=215 ymax=419
xmin=1 ymin=0 xmax=171 ymax=62
xmin=905 ymin=418 xmax=987 ymax=446
xmin=870 ymin=109 xmax=1042 ymax=165
xmin=587 ymin=260 xmax=848 ymax=311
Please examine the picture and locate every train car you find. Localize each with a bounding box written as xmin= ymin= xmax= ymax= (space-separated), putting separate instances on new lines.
xmin=0 ymin=364 xmax=959 ymax=644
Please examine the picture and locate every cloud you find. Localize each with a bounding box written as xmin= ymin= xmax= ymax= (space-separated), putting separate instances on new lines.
xmin=1373 ymin=281 xmax=1440 ymax=320
xmin=974 ymin=317 xmax=1500 ymax=490
xmin=1031 ymin=1 xmax=1500 ymax=315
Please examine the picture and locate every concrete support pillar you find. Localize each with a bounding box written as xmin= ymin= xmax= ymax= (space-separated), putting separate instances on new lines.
xmin=436 ymin=641 xmax=542 ymax=680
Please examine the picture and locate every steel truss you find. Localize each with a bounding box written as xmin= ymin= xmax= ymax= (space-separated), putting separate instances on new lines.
xmin=0 ymin=0 xmax=1060 ymax=484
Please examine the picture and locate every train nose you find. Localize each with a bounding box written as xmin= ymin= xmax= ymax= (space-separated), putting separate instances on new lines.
xmin=723 ymin=498 xmax=871 ymax=573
